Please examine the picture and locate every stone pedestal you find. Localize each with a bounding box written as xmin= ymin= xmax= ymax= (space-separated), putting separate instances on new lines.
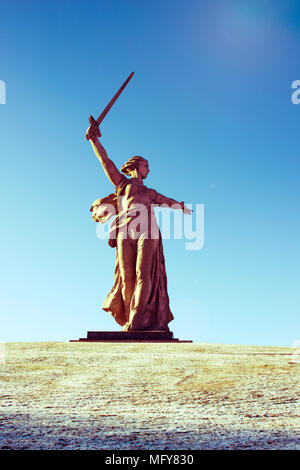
xmin=70 ymin=330 xmax=192 ymax=343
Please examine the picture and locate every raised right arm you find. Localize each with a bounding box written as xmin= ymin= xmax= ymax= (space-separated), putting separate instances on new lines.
xmin=86 ymin=123 xmax=122 ymax=187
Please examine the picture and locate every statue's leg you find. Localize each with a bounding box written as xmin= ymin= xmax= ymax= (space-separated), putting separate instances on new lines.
xmin=127 ymin=237 xmax=159 ymax=330
xmin=117 ymin=233 xmax=136 ymax=323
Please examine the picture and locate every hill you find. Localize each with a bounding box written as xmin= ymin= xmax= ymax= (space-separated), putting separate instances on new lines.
xmin=0 ymin=341 xmax=299 ymax=450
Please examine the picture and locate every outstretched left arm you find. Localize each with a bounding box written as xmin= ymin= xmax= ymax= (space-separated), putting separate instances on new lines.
xmin=155 ymin=193 xmax=193 ymax=215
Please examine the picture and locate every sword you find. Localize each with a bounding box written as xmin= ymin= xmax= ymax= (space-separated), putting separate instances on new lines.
xmin=86 ymin=72 xmax=134 ymax=140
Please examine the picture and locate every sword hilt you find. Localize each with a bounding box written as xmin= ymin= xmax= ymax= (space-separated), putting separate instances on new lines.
xmin=85 ymin=114 xmax=101 ymax=141
xmin=89 ymin=114 xmax=99 ymax=126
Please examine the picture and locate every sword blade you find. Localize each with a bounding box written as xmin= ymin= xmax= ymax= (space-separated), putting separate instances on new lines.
xmin=96 ymin=72 xmax=134 ymax=124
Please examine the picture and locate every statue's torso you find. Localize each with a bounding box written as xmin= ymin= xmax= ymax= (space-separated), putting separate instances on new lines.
xmin=119 ymin=179 xmax=156 ymax=211
xmin=115 ymin=177 xmax=159 ymax=239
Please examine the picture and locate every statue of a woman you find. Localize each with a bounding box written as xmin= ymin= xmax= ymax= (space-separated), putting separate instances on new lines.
xmin=86 ymin=121 xmax=192 ymax=332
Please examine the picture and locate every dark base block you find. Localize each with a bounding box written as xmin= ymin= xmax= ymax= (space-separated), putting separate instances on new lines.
xmin=70 ymin=330 xmax=192 ymax=343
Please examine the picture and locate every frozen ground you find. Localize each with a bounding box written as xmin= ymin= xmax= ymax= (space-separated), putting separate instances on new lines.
xmin=0 ymin=341 xmax=299 ymax=450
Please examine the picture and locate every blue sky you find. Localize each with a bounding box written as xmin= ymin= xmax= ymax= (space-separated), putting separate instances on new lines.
xmin=1 ymin=0 xmax=299 ymax=346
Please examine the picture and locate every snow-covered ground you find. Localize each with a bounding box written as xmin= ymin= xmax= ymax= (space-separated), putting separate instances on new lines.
xmin=0 ymin=341 xmax=299 ymax=450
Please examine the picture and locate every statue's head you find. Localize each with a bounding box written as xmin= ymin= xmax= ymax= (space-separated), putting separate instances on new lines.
xmin=121 ymin=156 xmax=149 ymax=179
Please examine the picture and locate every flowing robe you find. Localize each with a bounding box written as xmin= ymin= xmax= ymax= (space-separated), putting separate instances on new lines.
xmin=90 ymin=174 xmax=174 ymax=331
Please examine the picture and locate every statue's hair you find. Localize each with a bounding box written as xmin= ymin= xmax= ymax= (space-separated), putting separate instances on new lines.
xmin=120 ymin=156 xmax=148 ymax=175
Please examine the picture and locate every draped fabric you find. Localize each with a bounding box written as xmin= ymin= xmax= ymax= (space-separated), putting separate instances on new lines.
xmin=102 ymin=231 xmax=174 ymax=329
xmin=91 ymin=174 xmax=174 ymax=330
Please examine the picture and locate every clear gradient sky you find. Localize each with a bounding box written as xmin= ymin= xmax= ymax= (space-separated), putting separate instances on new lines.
xmin=1 ymin=0 xmax=299 ymax=346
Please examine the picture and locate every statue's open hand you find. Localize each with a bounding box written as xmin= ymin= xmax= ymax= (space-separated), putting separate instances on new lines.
xmin=85 ymin=115 xmax=101 ymax=141
xmin=183 ymin=205 xmax=193 ymax=215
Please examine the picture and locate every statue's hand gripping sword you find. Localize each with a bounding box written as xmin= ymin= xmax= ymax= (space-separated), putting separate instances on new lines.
xmin=85 ymin=72 xmax=134 ymax=140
